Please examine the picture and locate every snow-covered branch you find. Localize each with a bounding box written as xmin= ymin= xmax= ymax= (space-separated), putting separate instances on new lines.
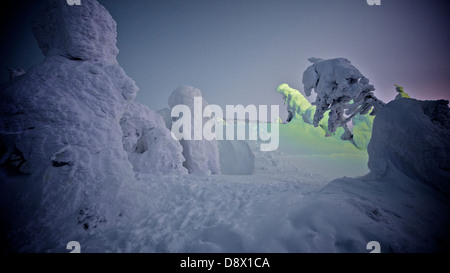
xmin=302 ymin=57 xmax=385 ymax=139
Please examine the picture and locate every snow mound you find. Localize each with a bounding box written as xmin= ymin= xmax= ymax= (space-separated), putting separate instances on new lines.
xmin=368 ymin=98 xmax=450 ymax=195
xmin=168 ymin=85 xmax=221 ymax=174
xmin=32 ymin=0 xmax=119 ymax=63
xmin=217 ymin=140 xmax=254 ymax=175
xmin=120 ymin=102 xmax=187 ymax=175
xmin=283 ymin=169 xmax=449 ymax=252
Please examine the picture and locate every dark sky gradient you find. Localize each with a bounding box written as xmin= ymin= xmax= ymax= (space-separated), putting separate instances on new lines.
xmin=1 ymin=0 xmax=449 ymax=117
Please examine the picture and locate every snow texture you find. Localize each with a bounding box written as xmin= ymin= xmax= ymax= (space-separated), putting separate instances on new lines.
xmin=157 ymin=107 xmax=173 ymax=130
xmin=120 ymin=102 xmax=187 ymax=175
xmin=302 ymin=58 xmax=384 ymax=138
xmin=168 ymin=85 xmax=221 ymax=175
xmin=32 ymin=0 xmax=119 ymax=63
xmin=368 ymin=98 xmax=450 ymax=195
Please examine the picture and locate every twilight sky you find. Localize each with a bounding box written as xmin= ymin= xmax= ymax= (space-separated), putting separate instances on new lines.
xmin=1 ymin=0 xmax=449 ymax=118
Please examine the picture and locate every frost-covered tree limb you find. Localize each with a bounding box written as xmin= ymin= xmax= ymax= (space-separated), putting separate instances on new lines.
xmin=302 ymin=57 xmax=385 ymax=139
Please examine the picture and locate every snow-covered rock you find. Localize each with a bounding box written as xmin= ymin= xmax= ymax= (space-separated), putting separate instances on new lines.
xmin=120 ymin=102 xmax=187 ymax=175
xmin=368 ymin=98 xmax=450 ymax=195
xmin=168 ymin=85 xmax=221 ymax=175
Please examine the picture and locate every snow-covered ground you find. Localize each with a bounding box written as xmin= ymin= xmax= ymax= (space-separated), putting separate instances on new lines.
xmin=67 ymin=121 xmax=371 ymax=253
xmin=66 ymin=119 xmax=448 ymax=253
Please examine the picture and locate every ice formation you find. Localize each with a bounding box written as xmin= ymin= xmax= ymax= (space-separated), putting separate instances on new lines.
xmin=168 ymin=85 xmax=221 ymax=175
xmin=302 ymin=58 xmax=384 ymax=139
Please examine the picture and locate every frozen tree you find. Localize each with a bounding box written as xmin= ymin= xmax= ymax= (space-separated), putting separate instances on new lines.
xmin=276 ymin=83 xmax=334 ymax=135
xmin=394 ymin=84 xmax=410 ymax=99
xmin=302 ymin=58 xmax=385 ymax=139
xmin=168 ymin=85 xmax=221 ymax=175
xmin=276 ymin=83 xmax=314 ymax=123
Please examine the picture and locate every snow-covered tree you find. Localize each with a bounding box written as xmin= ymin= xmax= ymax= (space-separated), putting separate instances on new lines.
xmin=394 ymin=84 xmax=410 ymax=99
xmin=276 ymin=83 xmax=333 ymax=136
xmin=276 ymin=83 xmax=314 ymax=123
xmin=302 ymin=58 xmax=385 ymax=139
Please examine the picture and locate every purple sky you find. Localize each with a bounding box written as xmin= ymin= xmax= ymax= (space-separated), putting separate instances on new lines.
xmin=1 ymin=0 xmax=449 ymax=119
